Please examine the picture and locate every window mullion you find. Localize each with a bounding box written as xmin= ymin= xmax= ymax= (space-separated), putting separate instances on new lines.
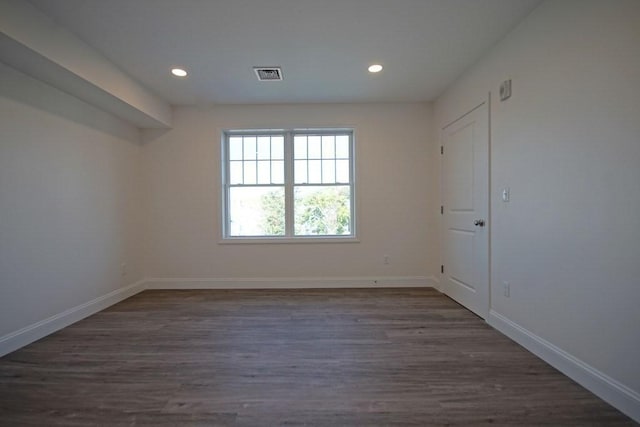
xmin=284 ymin=132 xmax=295 ymax=237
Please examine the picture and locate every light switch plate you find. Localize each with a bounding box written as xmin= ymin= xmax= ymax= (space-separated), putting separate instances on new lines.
xmin=502 ymin=187 xmax=510 ymax=202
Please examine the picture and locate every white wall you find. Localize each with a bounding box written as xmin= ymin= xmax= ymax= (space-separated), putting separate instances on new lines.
xmin=0 ymin=0 xmax=172 ymax=128
xmin=435 ymin=0 xmax=640 ymax=417
xmin=142 ymin=103 xmax=438 ymax=283
xmin=0 ymin=63 xmax=144 ymax=341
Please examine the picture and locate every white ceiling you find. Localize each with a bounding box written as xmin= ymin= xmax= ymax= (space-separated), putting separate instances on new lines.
xmin=29 ymin=0 xmax=542 ymax=106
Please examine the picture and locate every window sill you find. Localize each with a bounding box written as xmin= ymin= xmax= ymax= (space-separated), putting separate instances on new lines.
xmin=219 ymin=236 xmax=360 ymax=245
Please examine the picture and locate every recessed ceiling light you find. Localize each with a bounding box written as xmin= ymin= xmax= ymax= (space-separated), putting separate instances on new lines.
xmin=368 ymin=64 xmax=383 ymax=73
xmin=171 ymin=68 xmax=188 ymax=77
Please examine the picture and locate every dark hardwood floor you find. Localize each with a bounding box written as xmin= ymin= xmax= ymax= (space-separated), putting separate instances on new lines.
xmin=0 ymin=288 xmax=635 ymax=426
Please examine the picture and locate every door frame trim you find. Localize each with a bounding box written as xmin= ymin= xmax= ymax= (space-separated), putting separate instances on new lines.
xmin=441 ymin=101 xmax=486 ymax=130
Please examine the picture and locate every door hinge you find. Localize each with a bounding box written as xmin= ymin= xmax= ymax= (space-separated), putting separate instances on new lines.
xmin=441 ymin=265 xmax=444 ymax=274
xmin=440 ymin=146 xmax=444 ymax=155
xmin=440 ymin=205 xmax=444 ymax=215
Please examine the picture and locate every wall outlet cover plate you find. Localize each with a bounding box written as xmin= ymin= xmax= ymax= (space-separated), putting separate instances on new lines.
xmin=500 ymin=79 xmax=512 ymax=101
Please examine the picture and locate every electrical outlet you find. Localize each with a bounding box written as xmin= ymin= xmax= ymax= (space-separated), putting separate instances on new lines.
xmin=383 ymin=255 xmax=390 ymax=265
xmin=499 ymin=79 xmax=512 ymax=101
xmin=503 ymin=281 xmax=510 ymax=297
xmin=120 ymin=263 xmax=127 ymax=277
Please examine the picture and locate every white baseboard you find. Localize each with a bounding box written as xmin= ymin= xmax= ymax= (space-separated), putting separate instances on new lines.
xmin=488 ymin=310 xmax=640 ymax=423
xmin=431 ymin=275 xmax=441 ymax=291
xmin=144 ymin=276 xmax=437 ymax=290
xmin=0 ymin=280 xmax=146 ymax=357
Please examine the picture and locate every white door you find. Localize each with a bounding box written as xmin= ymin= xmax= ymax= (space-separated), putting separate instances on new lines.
xmin=441 ymin=103 xmax=489 ymax=318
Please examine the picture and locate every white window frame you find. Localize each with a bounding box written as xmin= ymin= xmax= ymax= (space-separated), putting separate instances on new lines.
xmin=221 ymin=128 xmax=357 ymax=243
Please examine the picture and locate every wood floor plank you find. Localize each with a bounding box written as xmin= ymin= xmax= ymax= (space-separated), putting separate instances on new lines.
xmin=0 ymin=288 xmax=635 ymax=426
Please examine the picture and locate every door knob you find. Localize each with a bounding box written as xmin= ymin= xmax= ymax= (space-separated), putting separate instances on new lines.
xmin=474 ymin=219 xmax=486 ymax=227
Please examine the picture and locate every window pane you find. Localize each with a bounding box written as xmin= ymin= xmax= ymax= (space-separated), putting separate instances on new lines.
xmin=257 ymin=137 xmax=271 ymax=160
xmin=229 ymin=187 xmax=285 ymax=236
xmin=308 ymin=159 xmax=322 ymax=183
xmin=229 ymin=161 xmax=243 ymax=184
xmin=308 ymin=136 xmax=321 ymax=158
xmin=295 ymin=160 xmax=307 ymax=184
xmin=294 ymin=136 xmax=307 ymax=159
xmin=271 ymin=160 xmax=284 ymax=184
xmin=322 ymin=136 xmax=335 ymax=158
xmin=243 ymin=137 xmax=257 ymax=160
xmin=294 ymin=186 xmax=351 ymax=236
xmin=322 ymin=160 xmax=336 ymax=184
xmin=225 ymin=130 xmax=353 ymax=239
xmin=336 ymin=159 xmax=350 ymax=183
xmin=271 ymin=137 xmax=284 ymax=160
xmin=244 ymin=160 xmax=257 ymax=184
xmin=336 ymin=135 xmax=350 ymax=158
xmin=229 ymin=137 xmax=243 ymax=160
xmin=257 ymin=160 xmax=271 ymax=184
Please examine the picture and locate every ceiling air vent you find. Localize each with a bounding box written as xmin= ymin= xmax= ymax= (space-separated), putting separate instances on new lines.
xmin=254 ymin=67 xmax=283 ymax=81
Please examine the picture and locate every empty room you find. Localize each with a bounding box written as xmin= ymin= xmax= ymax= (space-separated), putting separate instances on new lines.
xmin=1 ymin=0 xmax=639 ymax=425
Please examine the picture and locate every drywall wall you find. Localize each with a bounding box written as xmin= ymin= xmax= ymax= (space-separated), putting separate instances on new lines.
xmin=0 ymin=0 xmax=172 ymax=128
xmin=0 ymin=62 xmax=144 ymax=341
xmin=435 ymin=0 xmax=640 ymax=418
xmin=142 ymin=103 xmax=437 ymax=283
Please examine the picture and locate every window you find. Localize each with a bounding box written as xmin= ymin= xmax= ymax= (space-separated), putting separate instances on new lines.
xmin=222 ymin=129 xmax=355 ymax=240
